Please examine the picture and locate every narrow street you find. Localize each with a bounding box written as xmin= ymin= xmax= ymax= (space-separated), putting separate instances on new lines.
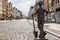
xmin=0 ymin=0 xmax=60 ymax=40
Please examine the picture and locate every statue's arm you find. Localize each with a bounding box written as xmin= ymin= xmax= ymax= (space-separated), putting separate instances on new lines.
xmin=44 ymin=9 xmax=49 ymax=16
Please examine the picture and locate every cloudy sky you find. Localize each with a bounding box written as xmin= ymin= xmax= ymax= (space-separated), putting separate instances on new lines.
xmin=8 ymin=0 xmax=36 ymax=16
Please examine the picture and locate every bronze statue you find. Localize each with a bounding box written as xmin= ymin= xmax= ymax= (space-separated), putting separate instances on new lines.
xmin=32 ymin=1 xmax=49 ymax=40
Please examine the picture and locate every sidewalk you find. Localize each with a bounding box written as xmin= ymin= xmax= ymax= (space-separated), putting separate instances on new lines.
xmin=0 ymin=20 xmax=10 ymax=23
xmin=44 ymin=23 xmax=60 ymax=38
xmin=28 ymin=19 xmax=60 ymax=31
xmin=44 ymin=23 xmax=60 ymax=31
xmin=28 ymin=20 xmax=60 ymax=38
xmin=0 ymin=19 xmax=24 ymax=24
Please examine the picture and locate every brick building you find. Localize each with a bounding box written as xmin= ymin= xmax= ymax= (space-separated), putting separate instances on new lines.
xmin=0 ymin=0 xmax=8 ymax=20
xmin=51 ymin=0 xmax=60 ymax=23
xmin=43 ymin=0 xmax=60 ymax=23
xmin=2 ymin=0 xmax=8 ymax=20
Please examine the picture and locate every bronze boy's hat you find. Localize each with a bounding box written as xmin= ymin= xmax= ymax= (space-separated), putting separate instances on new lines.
xmin=37 ymin=1 xmax=44 ymax=6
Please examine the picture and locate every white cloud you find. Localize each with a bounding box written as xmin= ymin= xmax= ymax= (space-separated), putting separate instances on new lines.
xmin=8 ymin=0 xmax=36 ymax=16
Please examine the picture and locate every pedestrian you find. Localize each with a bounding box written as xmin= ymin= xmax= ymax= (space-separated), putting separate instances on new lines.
xmin=32 ymin=1 xmax=49 ymax=39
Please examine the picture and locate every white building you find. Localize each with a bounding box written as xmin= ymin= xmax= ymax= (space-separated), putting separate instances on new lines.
xmin=16 ymin=10 xmax=22 ymax=19
xmin=13 ymin=7 xmax=22 ymax=19
xmin=13 ymin=7 xmax=17 ymax=19
xmin=28 ymin=6 xmax=35 ymax=19
xmin=28 ymin=6 xmax=38 ymax=21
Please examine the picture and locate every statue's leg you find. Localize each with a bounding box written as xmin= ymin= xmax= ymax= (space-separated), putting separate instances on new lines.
xmin=38 ymin=19 xmax=41 ymax=30
xmin=38 ymin=19 xmax=44 ymax=31
xmin=39 ymin=19 xmax=47 ymax=40
xmin=39 ymin=20 xmax=44 ymax=38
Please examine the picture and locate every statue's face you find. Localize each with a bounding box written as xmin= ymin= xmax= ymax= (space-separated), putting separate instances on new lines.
xmin=38 ymin=3 xmax=43 ymax=6
xmin=38 ymin=1 xmax=44 ymax=7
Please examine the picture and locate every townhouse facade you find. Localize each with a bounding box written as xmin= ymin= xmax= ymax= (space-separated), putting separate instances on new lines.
xmin=16 ymin=10 xmax=22 ymax=19
xmin=43 ymin=0 xmax=60 ymax=11
xmin=13 ymin=7 xmax=22 ymax=19
xmin=0 ymin=0 xmax=8 ymax=20
xmin=2 ymin=0 xmax=8 ymax=20
xmin=0 ymin=0 xmax=23 ymax=20
xmin=43 ymin=0 xmax=60 ymax=23
xmin=0 ymin=0 xmax=2 ymax=19
xmin=8 ymin=2 xmax=13 ymax=19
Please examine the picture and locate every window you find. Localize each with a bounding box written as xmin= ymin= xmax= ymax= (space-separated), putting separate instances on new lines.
xmin=51 ymin=0 xmax=54 ymax=6
xmin=59 ymin=0 xmax=60 ymax=3
xmin=58 ymin=0 xmax=59 ymax=3
xmin=5 ymin=0 xmax=7 ymax=3
xmin=56 ymin=0 xmax=59 ymax=4
xmin=51 ymin=0 xmax=58 ymax=6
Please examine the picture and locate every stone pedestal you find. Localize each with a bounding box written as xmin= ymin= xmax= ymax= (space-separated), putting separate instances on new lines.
xmin=34 ymin=38 xmax=48 ymax=40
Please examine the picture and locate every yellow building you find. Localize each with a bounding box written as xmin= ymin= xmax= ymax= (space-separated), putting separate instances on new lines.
xmin=48 ymin=0 xmax=60 ymax=11
xmin=51 ymin=0 xmax=60 ymax=23
xmin=45 ymin=0 xmax=60 ymax=22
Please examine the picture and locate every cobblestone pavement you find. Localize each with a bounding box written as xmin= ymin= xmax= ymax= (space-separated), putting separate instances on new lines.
xmin=0 ymin=19 xmax=60 ymax=40
xmin=28 ymin=20 xmax=60 ymax=40
xmin=44 ymin=23 xmax=60 ymax=40
xmin=45 ymin=28 xmax=60 ymax=40
xmin=0 ymin=19 xmax=34 ymax=40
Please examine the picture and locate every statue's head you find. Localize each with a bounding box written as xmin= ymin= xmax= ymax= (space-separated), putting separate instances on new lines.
xmin=37 ymin=1 xmax=44 ymax=7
